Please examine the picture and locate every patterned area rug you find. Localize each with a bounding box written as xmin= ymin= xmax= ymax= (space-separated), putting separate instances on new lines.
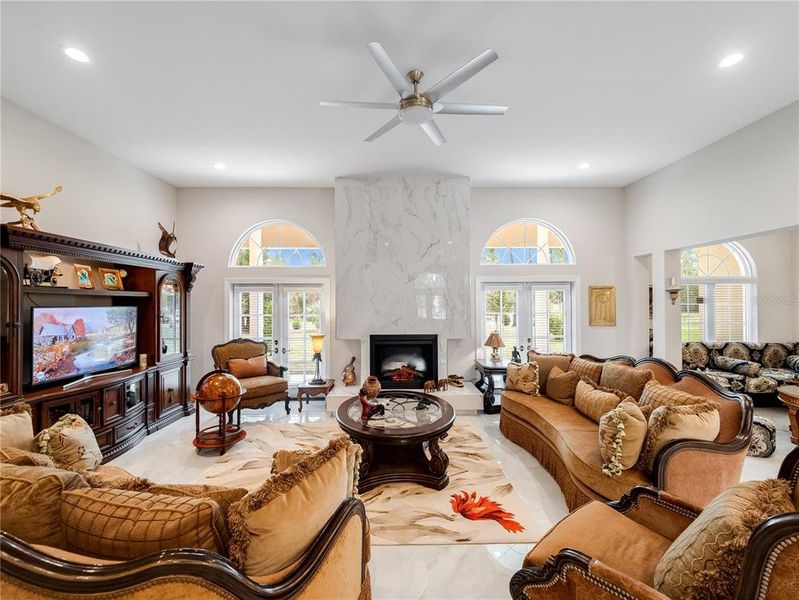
xmin=199 ymin=421 xmax=544 ymax=545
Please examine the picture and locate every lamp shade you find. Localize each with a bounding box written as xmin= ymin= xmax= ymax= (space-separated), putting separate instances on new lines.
xmin=484 ymin=331 xmax=505 ymax=349
xmin=311 ymin=334 xmax=325 ymax=354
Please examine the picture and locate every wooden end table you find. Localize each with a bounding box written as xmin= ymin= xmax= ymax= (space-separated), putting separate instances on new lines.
xmin=778 ymin=384 xmax=799 ymax=445
xmin=336 ymin=391 xmax=455 ymax=493
xmin=295 ymin=379 xmax=335 ymax=413
xmin=474 ymin=358 xmax=513 ymax=414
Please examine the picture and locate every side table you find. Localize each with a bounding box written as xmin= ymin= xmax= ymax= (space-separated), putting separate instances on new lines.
xmin=474 ymin=358 xmax=513 ymax=414
xmin=295 ymin=379 xmax=335 ymax=413
xmin=778 ymin=385 xmax=799 ymax=445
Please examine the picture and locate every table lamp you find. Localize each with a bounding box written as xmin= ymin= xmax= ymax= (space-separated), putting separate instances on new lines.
xmin=309 ymin=334 xmax=326 ymax=384
xmin=484 ymin=331 xmax=505 ymax=363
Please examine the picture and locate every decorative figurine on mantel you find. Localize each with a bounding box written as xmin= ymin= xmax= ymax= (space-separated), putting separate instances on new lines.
xmin=358 ymin=386 xmax=385 ymax=423
xmin=158 ymin=222 xmax=178 ymax=258
xmin=1 ymin=185 xmax=62 ymax=230
xmin=342 ymin=356 xmax=357 ymax=386
xmin=423 ymin=380 xmax=437 ymax=393
xmin=436 ymin=378 xmax=449 ymax=392
xmin=23 ymin=255 xmax=63 ymax=287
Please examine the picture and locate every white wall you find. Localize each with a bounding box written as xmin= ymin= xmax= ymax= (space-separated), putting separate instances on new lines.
xmin=739 ymin=228 xmax=798 ymax=342
xmin=625 ymin=101 xmax=799 ymax=363
xmin=1 ymin=99 xmax=175 ymax=253
xmin=175 ymin=188 xmax=359 ymax=384
xmin=454 ymin=187 xmax=629 ymax=377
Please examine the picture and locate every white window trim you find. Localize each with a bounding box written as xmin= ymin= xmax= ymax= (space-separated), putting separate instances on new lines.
xmin=475 ymin=275 xmax=581 ymax=358
xmin=228 ymin=219 xmax=326 ymax=268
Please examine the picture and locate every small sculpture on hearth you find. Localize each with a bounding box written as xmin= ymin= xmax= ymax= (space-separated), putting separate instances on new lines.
xmin=158 ymin=221 xmax=178 ymax=258
xmin=447 ymin=374 xmax=465 ymax=388
xmin=436 ymin=378 xmax=449 ymax=392
xmin=342 ymin=356 xmax=357 ymax=386
xmin=511 ymin=346 xmax=522 ymax=363
xmin=1 ymin=185 xmax=62 ymax=231
xmin=423 ymin=379 xmax=437 ymax=393
xmin=363 ymin=375 xmax=381 ymax=399
xmin=358 ymin=387 xmax=385 ymax=423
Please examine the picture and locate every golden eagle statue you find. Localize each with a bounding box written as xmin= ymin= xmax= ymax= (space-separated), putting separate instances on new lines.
xmin=1 ymin=185 xmax=63 ymax=231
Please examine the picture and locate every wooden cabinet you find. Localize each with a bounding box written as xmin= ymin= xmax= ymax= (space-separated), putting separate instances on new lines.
xmin=0 ymin=225 xmax=202 ymax=461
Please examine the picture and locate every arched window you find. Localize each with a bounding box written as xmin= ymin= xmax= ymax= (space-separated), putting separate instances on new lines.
xmin=481 ymin=219 xmax=575 ymax=265
xmin=680 ymin=242 xmax=757 ymax=342
xmin=230 ymin=221 xmax=325 ymax=267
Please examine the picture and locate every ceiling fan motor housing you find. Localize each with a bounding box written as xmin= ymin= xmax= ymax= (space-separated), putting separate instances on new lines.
xmin=400 ymin=95 xmax=433 ymax=124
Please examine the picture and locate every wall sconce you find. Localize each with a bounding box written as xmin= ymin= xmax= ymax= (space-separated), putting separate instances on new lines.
xmin=665 ymin=277 xmax=683 ymax=305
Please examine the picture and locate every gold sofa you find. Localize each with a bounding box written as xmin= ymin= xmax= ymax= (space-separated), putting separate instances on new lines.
xmin=500 ymin=356 xmax=753 ymax=509
xmin=510 ymin=446 xmax=799 ymax=600
xmin=0 ymin=465 xmax=371 ymax=600
xmin=211 ymin=338 xmax=290 ymax=413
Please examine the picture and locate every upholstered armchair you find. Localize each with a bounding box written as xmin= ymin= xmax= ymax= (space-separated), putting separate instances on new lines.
xmin=211 ymin=338 xmax=290 ymax=413
xmin=510 ymin=446 xmax=799 ymax=600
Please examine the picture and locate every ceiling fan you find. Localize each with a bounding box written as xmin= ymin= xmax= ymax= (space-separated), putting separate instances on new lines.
xmin=320 ymin=42 xmax=507 ymax=146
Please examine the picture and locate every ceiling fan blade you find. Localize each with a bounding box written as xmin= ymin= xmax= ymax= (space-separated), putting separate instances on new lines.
xmin=434 ymin=102 xmax=508 ymax=115
xmin=420 ymin=120 xmax=446 ymax=146
xmin=424 ymin=49 xmax=499 ymax=103
xmin=366 ymin=42 xmax=413 ymax=98
xmin=320 ymin=100 xmax=397 ymax=110
xmin=365 ymin=115 xmax=402 ymax=142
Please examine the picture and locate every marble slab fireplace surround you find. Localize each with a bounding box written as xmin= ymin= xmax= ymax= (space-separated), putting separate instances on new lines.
xmin=335 ymin=174 xmax=471 ymax=382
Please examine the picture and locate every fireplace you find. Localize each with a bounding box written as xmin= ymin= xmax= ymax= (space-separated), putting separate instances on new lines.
xmin=370 ymin=334 xmax=438 ymax=389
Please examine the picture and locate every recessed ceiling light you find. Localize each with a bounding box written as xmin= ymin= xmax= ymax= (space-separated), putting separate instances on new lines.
xmin=212 ymin=162 xmax=227 ymax=170
xmin=578 ymin=162 xmax=591 ymax=170
xmin=63 ymin=47 xmax=90 ymax=63
xmin=718 ymin=53 xmax=744 ymax=69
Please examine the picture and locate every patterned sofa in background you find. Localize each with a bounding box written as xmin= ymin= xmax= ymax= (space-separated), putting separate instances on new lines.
xmin=682 ymin=341 xmax=799 ymax=395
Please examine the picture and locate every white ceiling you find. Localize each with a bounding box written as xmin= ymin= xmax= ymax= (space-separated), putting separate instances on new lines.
xmin=2 ymin=1 xmax=797 ymax=187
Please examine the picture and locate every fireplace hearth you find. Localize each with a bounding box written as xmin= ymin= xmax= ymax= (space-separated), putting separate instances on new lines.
xmin=370 ymin=334 xmax=438 ymax=389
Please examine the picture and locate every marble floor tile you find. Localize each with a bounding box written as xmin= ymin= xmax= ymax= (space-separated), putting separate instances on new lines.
xmin=109 ymin=401 xmax=791 ymax=600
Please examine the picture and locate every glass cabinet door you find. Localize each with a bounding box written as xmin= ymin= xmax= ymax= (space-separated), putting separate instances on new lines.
xmin=159 ymin=276 xmax=182 ymax=357
xmin=1 ymin=262 xmax=12 ymax=396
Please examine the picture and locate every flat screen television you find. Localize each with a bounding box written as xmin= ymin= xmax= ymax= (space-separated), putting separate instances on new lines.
xmin=31 ymin=306 xmax=138 ymax=385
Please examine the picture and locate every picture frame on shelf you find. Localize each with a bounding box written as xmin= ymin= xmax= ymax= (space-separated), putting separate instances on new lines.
xmin=98 ymin=268 xmax=124 ymax=290
xmin=74 ymin=264 xmax=95 ymax=289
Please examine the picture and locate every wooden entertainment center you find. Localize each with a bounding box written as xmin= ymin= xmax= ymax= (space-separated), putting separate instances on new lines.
xmin=0 ymin=224 xmax=202 ymax=460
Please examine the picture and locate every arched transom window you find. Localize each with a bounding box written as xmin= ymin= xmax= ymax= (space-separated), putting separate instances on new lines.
xmin=481 ymin=219 xmax=575 ymax=265
xmin=231 ymin=221 xmax=325 ymax=267
xmin=680 ymin=242 xmax=757 ymax=342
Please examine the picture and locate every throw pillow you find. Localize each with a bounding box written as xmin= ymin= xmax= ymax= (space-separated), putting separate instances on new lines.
xmin=228 ymin=354 xmax=269 ymax=378
xmin=271 ymin=442 xmax=362 ymax=497
xmin=61 ymin=488 xmax=228 ymax=559
xmin=568 ymin=357 xmax=603 ymax=384
xmin=637 ymin=402 xmax=720 ymax=472
xmin=0 ymin=402 xmax=35 ymax=451
xmin=228 ymin=435 xmax=356 ymax=577
xmin=147 ymin=483 xmax=249 ymax=516
xmin=505 ymin=362 xmax=540 ymax=395
xmin=0 ymin=446 xmax=55 ymax=467
xmin=599 ymin=401 xmax=648 ymax=476
xmin=638 ymin=379 xmax=711 ymax=411
xmin=527 ymin=351 xmax=574 ymax=388
xmin=0 ymin=464 xmax=89 ymax=546
xmin=599 ymin=361 xmax=654 ymax=401
xmin=786 ymin=354 xmax=799 ymax=372
xmin=574 ymin=379 xmax=627 ymax=424
xmin=713 ymin=355 xmax=762 ymax=377
xmin=545 ymin=366 xmax=580 ymax=405
xmin=654 ymin=479 xmax=794 ymax=600
xmin=33 ymin=414 xmax=102 ymax=471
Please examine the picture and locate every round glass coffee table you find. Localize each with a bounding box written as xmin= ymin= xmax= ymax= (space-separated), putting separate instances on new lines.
xmin=335 ymin=390 xmax=455 ymax=492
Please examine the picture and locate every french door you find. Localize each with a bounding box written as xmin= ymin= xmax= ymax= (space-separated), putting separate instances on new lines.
xmin=233 ymin=284 xmax=323 ymax=385
xmin=480 ymin=282 xmax=573 ymax=360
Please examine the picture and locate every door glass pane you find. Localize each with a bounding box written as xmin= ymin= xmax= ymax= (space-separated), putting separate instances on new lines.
xmin=531 ymin=288 xmax=567 ymax=353
xmin=681 ymin=284 xmax=706 ymax=342
xmin=286 ymin=290 xmax=321 ymax=384
xmin=236 ymin=290 xmax=274 ymax=358
xmin=484 ymin=289 xmax=517 ymax=360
